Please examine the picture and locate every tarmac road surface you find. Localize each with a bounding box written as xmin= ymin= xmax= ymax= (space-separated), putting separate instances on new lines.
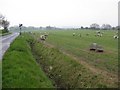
xmin=0 ymin=33 xmax=19 ymax=60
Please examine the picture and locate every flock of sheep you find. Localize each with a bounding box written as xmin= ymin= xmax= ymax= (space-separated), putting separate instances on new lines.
xmin=72 ymin=31 xmax=119 ymax=39
xmin=30 ymin=30 xmax=118 ymax=53
xmin=31 ymin=31 xmax=118 ymax=44
xmin=39 ymin=31 xmax=118 ymax=43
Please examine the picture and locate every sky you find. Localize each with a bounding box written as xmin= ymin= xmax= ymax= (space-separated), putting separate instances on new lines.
xmin=0 ymin=0 xmax=119 ymax=28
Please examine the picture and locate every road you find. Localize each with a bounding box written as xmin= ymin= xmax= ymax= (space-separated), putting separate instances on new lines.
xmin=0 ymin=33 xmax=19 ymax=60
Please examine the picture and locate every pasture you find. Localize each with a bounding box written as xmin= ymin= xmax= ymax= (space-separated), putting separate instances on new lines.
xmin=3 ymin=29 xmax=118 ymax=88
xmin=34 ymin=30 xmax=118 ymax=74
xmin=30 ymin=29 xmax=118 ymax=88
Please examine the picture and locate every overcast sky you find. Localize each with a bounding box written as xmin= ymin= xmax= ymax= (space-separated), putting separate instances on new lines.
xmin=0 ymin=0 xmax=119 ymax=28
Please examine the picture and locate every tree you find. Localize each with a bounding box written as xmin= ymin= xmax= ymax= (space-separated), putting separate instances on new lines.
xmin=81 ymin=26 xmax=84 ymax=29
xmin=0 ymin=14 xmax=5 ymax=28
xmin=85 ymin=27 xmax=89 ymax=29
xmin=90 ymin=23 xmax=100 ymax=30
xmin=101 ymin=24 xmax=112 ymax=30
xmin=0 ymin=14 xmax=10 ymax=32
xmin=2 ymin=20 xmax=10 ymax=32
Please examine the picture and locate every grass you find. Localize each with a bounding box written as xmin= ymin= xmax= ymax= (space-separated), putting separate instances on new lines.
xmin=34 ymin=30 xmax=118 ymax=74
xmin=2 ymin=34 xmax=54 ymax=88
xmin=2 ymin=29 xmax=118 ymax=88
xmin=30 ymin=31 xmax=118 ymax=88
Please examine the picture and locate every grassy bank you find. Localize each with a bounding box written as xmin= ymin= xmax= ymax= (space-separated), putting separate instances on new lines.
xmin=2 ymin=34 xmax=54 ymax=88
xmin=31 ymin=37 xmax=117 ymax=88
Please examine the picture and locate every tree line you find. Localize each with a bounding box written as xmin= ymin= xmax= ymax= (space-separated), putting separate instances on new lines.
xmin=89 ymin=23 xmax=118 ymax=30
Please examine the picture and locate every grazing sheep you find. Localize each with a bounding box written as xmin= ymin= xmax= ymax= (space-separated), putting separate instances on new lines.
xmin=95 ymin=31 xmax=103 ymax=37
xmin=113 ymin=35 xmax=119 ymax=39
xmin=99 ymin=34 xmax=102 ymax=37
xmin=40 ymin=35 xmax=47 ymax=41
xmin=73 ymin=33 xmax=75 ymax=36
xmin=95 ymin=33 xmax=102 ymax=37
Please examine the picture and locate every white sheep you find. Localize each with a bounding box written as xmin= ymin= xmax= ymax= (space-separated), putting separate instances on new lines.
xmin=40 ymin=35 xmax=46 ymax=41
xmin=95 ymin=33 xmax=102 ymax=37
xmin=73 ymin=33 xmax=75 ymax=36
xmin=113 ymin=35 xmax=119 ymax=39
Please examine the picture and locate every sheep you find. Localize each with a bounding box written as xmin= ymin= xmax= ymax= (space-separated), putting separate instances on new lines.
xmin=95 ymin=31 xmax=103 ymax=37
xmin=113 ymin=35 xmax=119 ymax=39
xmin=95 ymin=32 xmax=103 ymax=37
xmin=95 ymin=33 xmax=102 ymax=37
xmin=73 ymin=33 xmax=75 ymax=36
xmin=99 ymin=34 xmax=102 ymax=37
xmin=40 ymin=35 xmax=47 ymax=41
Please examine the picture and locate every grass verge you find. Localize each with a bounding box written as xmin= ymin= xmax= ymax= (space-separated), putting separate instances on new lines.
xmin=2 ymin=34 xmax=54 ymax=88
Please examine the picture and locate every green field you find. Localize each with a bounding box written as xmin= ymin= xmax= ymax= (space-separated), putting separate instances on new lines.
xmin=31 ymin=29 xmax=118 ymax=88
xmin=34 ymin=30 xmax=118 ymax=74
xmin=2 ymin=29 xmax=118 ymax=88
